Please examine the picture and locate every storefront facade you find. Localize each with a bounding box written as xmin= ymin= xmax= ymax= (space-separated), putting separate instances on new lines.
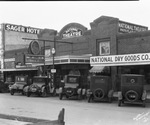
xmin=1 ymin=15 xmax=149 ymax=91
xmin=90 ymin=17 xmax=150 ymax=91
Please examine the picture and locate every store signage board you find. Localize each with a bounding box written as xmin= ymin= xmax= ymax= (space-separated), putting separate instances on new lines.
xmin=118 ymin=21 xmax=148 ymax=33
xmin=4 ymin=23 xmax=41 ymax=34
xmin=62 ymin=27 xmax=82 ymax=39
xmin=90 ymin=53 xmax=150 ymax=66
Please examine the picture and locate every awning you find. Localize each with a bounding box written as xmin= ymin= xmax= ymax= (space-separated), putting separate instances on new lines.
xmin=89 ymin=66 xmax=105 ymax=73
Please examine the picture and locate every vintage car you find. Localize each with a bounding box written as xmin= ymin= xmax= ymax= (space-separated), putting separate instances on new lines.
xmin=25 ymin=76 xmax=55 ymax=97
xmin=9 ymin=76 xmax=28 ymax=95
xmin=59 ymin=75 xmax=85 ymax=100
xmin=118 ymin=74 xmax=147 ymax=107
xmin=87 ymin=75 xmax=114 ymax=103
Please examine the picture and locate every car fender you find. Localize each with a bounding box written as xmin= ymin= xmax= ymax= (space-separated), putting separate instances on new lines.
xmin=108 ymin=90 xmax=114 ymax=98
xmin=77 ymin=88 xmax=82 ymax=95
xmin=23 ymin=86 xmax=29 ymax=92
xmin=86 ymin=89 xmax=92 ymax=96
xmin=142 ymin=90 xmax=147 ymax=100
xmin=9 ymin=85 xmax=17 ymax=90
xmin=41 ymin=86 xmax=46 ymax=93
xmin=82 ymin=89 xmax=86 ymax=95
xmin=59 ymin=87 xmax=63 ymax=94
xmin=118 ymin=91 xmax=122 ymax=100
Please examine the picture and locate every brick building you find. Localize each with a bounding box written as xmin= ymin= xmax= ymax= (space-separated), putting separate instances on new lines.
xmin=1 ymin=15 xmax=150 ymax=91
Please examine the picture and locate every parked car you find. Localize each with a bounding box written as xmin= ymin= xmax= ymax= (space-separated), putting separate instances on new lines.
xmin=25 ymin=76 xmax=55 ymax=97
xmin=59 ymin=75 xmax=85 ymax=100
xmin=118 ymin=74 xmax=147 ymax=107
xmin=9 ymin=76 xmax=28 ymax=95
xmin=0 ymin=80 xmax=7 ymax=93
xmin=87 ymin=75 xmax=114 ymax=103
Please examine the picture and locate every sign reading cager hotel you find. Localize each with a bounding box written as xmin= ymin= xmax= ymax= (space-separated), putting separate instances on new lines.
xmin=90 ymin=53 xmax=150 ymax=66
xmin=118 ymin=21 xmax=148 ymax=33
xmin=4 ymin=23 xmax=41 ymax=34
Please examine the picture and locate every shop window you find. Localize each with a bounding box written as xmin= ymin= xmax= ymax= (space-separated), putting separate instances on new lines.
xmin=99 ymin=42 xmax=110 ymax=55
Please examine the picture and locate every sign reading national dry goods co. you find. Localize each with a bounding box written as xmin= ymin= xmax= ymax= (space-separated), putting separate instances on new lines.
xmin=62 ymin=27 xmax=82 ymax=39
xmin=90 ymin=53 xmax=150 ymax=66
xmin=4 ymin=23 xmax=41 ymax=34
xmin=118 ymin=21 xmax=148 ymax=33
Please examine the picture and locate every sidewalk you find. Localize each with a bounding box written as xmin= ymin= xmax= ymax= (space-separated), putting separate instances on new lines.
xmin=0 ymin=118 xmax=30 ymax=125
xmin=0 ymin=108 xmax=65 ymax=125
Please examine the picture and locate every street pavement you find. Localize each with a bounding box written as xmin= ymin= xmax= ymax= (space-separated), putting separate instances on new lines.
xmin=0 ymin=92 xmax=150 ymax=125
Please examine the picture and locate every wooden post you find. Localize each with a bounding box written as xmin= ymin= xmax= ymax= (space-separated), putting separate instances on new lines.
xmin=58 ymin=108 xmax=65 ymax=125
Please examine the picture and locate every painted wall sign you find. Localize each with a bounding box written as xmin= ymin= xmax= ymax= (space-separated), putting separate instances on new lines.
xmin=62 ymin=27 xmax=82 ymax=39
xmin=118 ymin=21 xmax=148 ymax=33
xmin=4 ymin=23 xmax=41 ymax=34
xmin=90 ymin=53 xmax=150 ymax=66
xmin=25 ymin=54 xmax=44 ymax=64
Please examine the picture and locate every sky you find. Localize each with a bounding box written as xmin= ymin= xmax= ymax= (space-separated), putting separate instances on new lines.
xmin=0 ymin=0 xmax=150 ymax=32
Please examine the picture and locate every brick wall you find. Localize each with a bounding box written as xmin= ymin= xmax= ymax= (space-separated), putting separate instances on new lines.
xmin=117 ymin=31 xmax=150 ymax=54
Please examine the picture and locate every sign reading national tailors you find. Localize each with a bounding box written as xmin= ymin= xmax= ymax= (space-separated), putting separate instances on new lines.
xmin=90 ymin=53 xmax=150 ymax=66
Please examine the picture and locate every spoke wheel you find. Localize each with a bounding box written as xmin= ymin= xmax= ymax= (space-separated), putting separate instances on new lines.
xmin=59 ymin=93 xmax=63 ymax=100
xmin=42 ymin=88 xmax=47 ymax=97
xmin=10 ymin=90 xmax=14 ymax=95
xmin=93 ymin=88 xmax=104 ymax=100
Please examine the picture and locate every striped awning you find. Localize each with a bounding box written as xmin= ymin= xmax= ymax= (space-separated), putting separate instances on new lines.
xmin=89 ymin=66 xmax=105 ymax=73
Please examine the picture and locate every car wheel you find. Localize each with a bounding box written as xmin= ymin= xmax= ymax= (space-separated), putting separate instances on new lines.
xmin=118 ymin=100 xmax=122 ymax=107
xmin=142 ymin=100 xmax=146 ymax=107
xmin=38 ymin=93 xmax=41 ymax=97
xmin=108 ymin=97 xmax=112 ymax=103
xmin=65 ymin=88 xmax=75 ymax=97
xmin=59 ymin=93 xmax=63 ymax=100
xmin=88 ymin=95 xmax=92 ymax=103
xmin=93 ymin=88 xmax=105 ymax=100
xmin=10 ymin=90 xmax=14 ymax=95
xmin=78 ymin=94 xmax=82 ymax=100
xmin=52 ymin=89 xmax=56 ymax=97
xmin=42 ymin=88 xmax=47 ymax=97
xmin=27 ymin=92 xmax=31 ymax=97
xmin=125 ymin=90 xmax=138 ymax=102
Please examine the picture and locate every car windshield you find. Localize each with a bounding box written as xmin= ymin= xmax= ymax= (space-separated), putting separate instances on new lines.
xmin=33 ymin=78 xmax=46 ymax=84
xmin=16 ymin=77 xmax=26 ymax=82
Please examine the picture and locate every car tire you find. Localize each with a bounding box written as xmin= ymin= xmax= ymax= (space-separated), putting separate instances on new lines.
xmin=65 ymin=88 xmax=75 ymax=97
xmin=52 ymin=89 xmax=56 ymax=97
xmin=108 ymin=97 xmax=112 ymax=103
xmin=118 ymin=100 xmax=122 ymax=107
xmin=142 ymin=100 xmax=146 ymax=107
xmin=93 ymin=88 xmax=105 ymax=100
xmin=125 ymin=90 xmax=138 ymax=102
xmin=27 ymin=92 xmax=31 ymax=97
xmin=59 ymin=93 xmax=63 ymax=100
xmin=88 ymin=95 xmax=92 ymax=103
xmin=10 ymin=90 xmax=14 ymax=95
xmin=42 ymin=88 xmax=47 ymax=97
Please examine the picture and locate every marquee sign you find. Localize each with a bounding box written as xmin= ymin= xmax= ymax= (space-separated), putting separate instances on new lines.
xmin=4 ymin=23 xmax=41 ymax=34
xmin=62 ymin=27 xmax=82 ymax=39
xmin=90 ymin=53 xmax=150 ymax=66
xmin=118 ymin=21 xmax=148 ymax=33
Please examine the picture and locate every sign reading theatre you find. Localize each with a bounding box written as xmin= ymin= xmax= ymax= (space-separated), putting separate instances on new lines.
xmin=62 ymin=27 xmax=82 ymax=39
xmin=5 ymin=23 xmax=41 ymax=34
xmin=90 ymin=53 xmax=150 ymax=66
